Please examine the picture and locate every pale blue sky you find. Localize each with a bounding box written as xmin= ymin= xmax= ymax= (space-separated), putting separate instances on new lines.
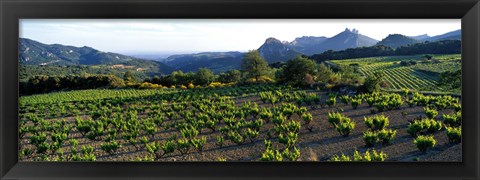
xmin=20 ymin=19 xmax=460 ymax=54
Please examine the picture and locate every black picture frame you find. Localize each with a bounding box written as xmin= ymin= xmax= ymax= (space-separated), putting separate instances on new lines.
xmin=1 ymin=0 xmax=479 ymax=179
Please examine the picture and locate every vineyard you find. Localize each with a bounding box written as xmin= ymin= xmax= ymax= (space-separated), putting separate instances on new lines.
xmin=329 ymin=54 xmax=461 ymax=93
xmin=18 ymin=84 xmax=462 ymax=162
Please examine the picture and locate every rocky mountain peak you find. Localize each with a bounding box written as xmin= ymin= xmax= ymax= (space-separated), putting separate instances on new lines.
xmin=265 ymin=37 xmax=282 ymax=44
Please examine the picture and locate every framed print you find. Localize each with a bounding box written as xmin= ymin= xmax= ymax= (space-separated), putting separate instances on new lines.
xmin=1 ymin=0 xmax=479 ymax=179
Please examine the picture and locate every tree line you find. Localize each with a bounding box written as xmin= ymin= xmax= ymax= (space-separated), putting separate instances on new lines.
xmin=20 ymin=74 xmax=125 ymax=95
xmin=310 ymin=40 xmax=461 ymax=62
xmin=21 ymin=49 xmax=382 ymax=96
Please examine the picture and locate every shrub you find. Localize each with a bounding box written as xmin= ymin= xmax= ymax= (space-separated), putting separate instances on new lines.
xmin=401 ymin=88 xmax=410 ymax=97
xmin=272 ymin=114 xmax=286 ymax=125
xmin=261 ymin=149 xmax=283 ymax=161
xmin=326 ymin=97 xmax=336 ymax=107
xmin=378 ymin=129 xmax=397 ymax=145
xmin=330 ymin=153 xmax=351 ymax=161
xmin=20 ymin=148 xmax=33 ymax=159
xmin=161 ymin=140 xmax=176 ymax=156
xmin=208 ymin=82 xmax=223 ymax=88
xmin=282 ymin=146 xmax=301 ymax=161
xmin=145 ymin=141 xmax=161 ymax=158
xmin=29 ymin=132 xmax=47 ymax=146
xmin=142 ymin=119 xmax=157 ymax=137
xmin=180 ymin=125 xmax=199 ymax=139
xmin=415 ymin=94 xmax=431 ymax=106
xmin=75 ymin=117 xmax=94 ymax=136
xmin=446 ymin=127 xmax=461 ymax=143
xmin=330 ymin=150 xmax=387 ymax=162
xmin=138 ymin=82 xmax=162 ymax=89
xmin=328 ymin=93 xmax=338 ymax=99
xmin=339 ymin=95 xmax=350 ymax=105
xmin=327 ymin=111 xmax=343 ymax=127
xmin=368 ymin=150 xmax=388 ymax=161
xmin=177 ymin=138 xmax=191 ymax=154
xmin=278 ymin=132 xmax=299 ymax=148
xmin=364 ymin=115 xmax=389 ymax=131
xmin=247 ymin=119 xmax=263 ymax=131
xmin=72 ymin=145 xmax=97 ymax=161
xmin=100 ymin=141 xmax=121 ymax=155
xmin=406 ymin=98 xmax=417 ymax=107
xmin=353 ymin=149 xmax=387 ymax=161
xmin=335 ymin=119 xmax=355 ymax=137
xmin=443 ymin=112 xmax=461 ymax=127
xmin=285 ymin=120 xmax=301 ymax=133
xmin=413 ymin=135 xmax=436 ymax=152
xmin=302 ymin=113 xmax=313 ymax=125
xmin=228 ymin=131 xmax=245 ymax=145
xmin=51 ymin=131 xmax=68 ymax=144
xmin=425 ymin=119 xmax=442 ymax=133
xmin=216 ymin=157 xmax=227 ymax=161
xmin=259 ymin=108 xmax=273 ymax=122
xmin=407 ymin=118 xmax=441 ymax=137
xmin=407 ymin=120 xmax=425 ymax=137
xmin=36 ymin=142 xmax=50 ymax=154
xmin=452 ymin=103 xmax=461 ymax=112
xmin=351 ymin=98 xmax=362 ymax=109
xmin=190 ymin=136 xmax=207 ymax=152
xmin=244 ymin=128 xmax=259 ymax=143
xmin=375 ymin=101 xmax=388 ymax=112
xmin=136 ymin=155 xmax=155 ymax=162
xmin=261 ymin=140 xmax=283 ymax=161
xmin=424 ymin=107 xmax=438 ymax=119
xmin=366 ymin=97 xmax=376 ymax=107
xmin=387 ymin=94 xmax=403 ymax=110
xmin=216 ymin=135 xmax=225 ymax=148
xmin=205 ymin=119 xmax=217 ymax=132
xmin=296 ymin=107 xmax=308 ymax=116
xmin=363 ymin=131 xmax=379 ymax=147
xmin=282 ymin=107 xmax=295 ymax=119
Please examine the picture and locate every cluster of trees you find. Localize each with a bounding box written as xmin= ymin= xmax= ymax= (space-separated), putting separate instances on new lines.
xmin=438 ymin=70 xmax=461 ymax=91
xmin=20 ymin=74 xmax=125 ymax=95
xmin=145 ymin=50 xmax=276 ymax=87
xmin=311 ymin=45 xmax=395 ymax=62
xmin=395 ymin=40 xmax=461 ymax=55
xmin=361 ymin=71 xmax=386 ymax=93
xmin=271 ymin=54 xmax=367 ymax=91
xmin=237 ymin=51 xmax=366 ymax=89
xmin=399 ymin=60 xmax=417 ymax=66
xmin=310 ymin=40 xmax=461 ymax=62
xmin=19 ymin=64 xmax=156 ymax=83
xmin=145 ymin=68 xmax=241 ymax=87
xmin=20 ymin=50 xmax=381 ymax=95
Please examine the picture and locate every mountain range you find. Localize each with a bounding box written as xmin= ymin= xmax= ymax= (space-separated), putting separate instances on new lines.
xmin=160 ymin=51 xmax=244 ymax=73
xmin=409 ymin=29 xmax=461 ymax=42
xmin=376 ymin=34 xmax=420 ymax=49
xmin=19 ymin=38 xmax=172 ymax=74
xmin=256 ymin=28 xmax=379 ymax=62
xmin=158 ymin=28 xmax=459 ymax=71
xmin=20 ymin=28 xmax=461 ymax=75
xmin=425 ymin=29 xmax=461 ymax=41
xmin=257 ymin=38 xmax=302 ymax=63
xmin=159 ymin=28 xmax=381 ymax=69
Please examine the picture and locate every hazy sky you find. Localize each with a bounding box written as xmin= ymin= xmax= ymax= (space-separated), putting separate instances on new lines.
xmin=20 ymin=19 xmax=460 ymax=54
